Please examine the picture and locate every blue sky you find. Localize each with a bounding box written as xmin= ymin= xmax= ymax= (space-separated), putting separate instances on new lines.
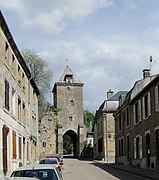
xmin=1 ymin=0 xmax=159 ymax=112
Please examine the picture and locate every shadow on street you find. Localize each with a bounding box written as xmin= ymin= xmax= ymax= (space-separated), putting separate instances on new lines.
xmin=90 ymin=162 xmax=144 ymax=180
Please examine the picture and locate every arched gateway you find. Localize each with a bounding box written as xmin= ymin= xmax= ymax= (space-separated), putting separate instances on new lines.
xmin=52 ymin=65 xmax=85 ymax=158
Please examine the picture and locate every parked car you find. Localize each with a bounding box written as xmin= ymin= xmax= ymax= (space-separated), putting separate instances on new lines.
xmin=2 ymin=178 xmax=38 ymax=180
xmin=39 ymin=158 xmax=62 ymax=172
xmin=10 ymin=164 xmax=63 ymax=180
xmin=46 ymin=154 xmax=63 ymax=165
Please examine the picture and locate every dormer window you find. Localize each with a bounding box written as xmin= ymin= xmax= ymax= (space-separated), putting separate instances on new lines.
xmin=64 ymin=75 xmax=73 ymax=83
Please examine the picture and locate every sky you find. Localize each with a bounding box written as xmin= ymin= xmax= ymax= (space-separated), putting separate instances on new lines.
xmin=1 ymin=0 xmax=159 ymax=113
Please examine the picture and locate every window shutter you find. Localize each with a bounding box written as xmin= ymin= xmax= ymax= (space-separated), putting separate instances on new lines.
xmin=27 ymin=141 xmax=29 ymax=161
xmin=134 ymin=138 xmax=136 ymax=159
xmin=139 ymin=135 xmax=142 ymax=158
xmin=155 ymin=86 xmax=159 ymax=111
xmin=12 ymin=131 xmax=16 ymax=159
xmin=19 ymin=137 xmax=22 ymax=159
xmin=148 ymin=92 xmax=151 ymax=116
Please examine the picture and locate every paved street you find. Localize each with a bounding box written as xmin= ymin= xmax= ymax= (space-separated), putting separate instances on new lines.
xmin=62 ymin=158 xmax=149 ymax=180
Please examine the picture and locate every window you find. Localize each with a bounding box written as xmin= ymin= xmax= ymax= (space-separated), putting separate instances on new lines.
xmin=126 ymin=107 xmax=130 ymax=127
xmin=18 ymin=98 xmax=21 ymax=121
xmin=69 ymin=116 xmax=73 ymax=121
xmin=134 ymin=100 xmax=141 ymax=124
xmin=126 ymin=135 xmax=130 ymax=160
xmin=67 ymin=86 xmax=71 ymax=91
xmin=42 ymin=142 xmax=46 ymax=148
xmin=27 ymin=141 xmax=29 ymax=161
xmin=97 ymin=123 xmax=99 ymax=135
xmin=118 ymin=138 xmax=124 ymax=156
xmin=18 ymin=65 xmax=20 ymax=72
xmin=12 ymin=88 xmax=16 ymax=116
xmin=22 ymin=102 xmax=25 ymax=124
xmin=13 ymin=131 xmax=17 ymax=159
xmin=64 ymin=75 xmax=73 ymax=83
xmin=142 ymin=92 xmax=151 ymax=119
xmin=5 ymin=79 xmax=9 ymax=110
xmin=12 ymin=54 xmax=15 ymax=62
xmin=118 ymin=114 xmax=122 ymax=131
xmin=19 ymin=137 xmax=22 ymax=159
xmin=5 ymin=42 xmax=9 ymax=51
xmin=134 ymin=135 xmax=142 ymax=159
xmin=70 ymin=100 xmax=74 ymax=106
xmin=155 ymin=85 xmax=159 ymax=111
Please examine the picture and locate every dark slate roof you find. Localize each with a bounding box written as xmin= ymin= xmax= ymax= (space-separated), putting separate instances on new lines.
xmin=107 ymin=91 xmax=128 ymax=101
xmin=130 ymin=74 xmax=157 ymax=100
xmin=58 ymin=64 xmax=82 ymax=83
xmin=97 ymin=91 xmax=128 ymax=113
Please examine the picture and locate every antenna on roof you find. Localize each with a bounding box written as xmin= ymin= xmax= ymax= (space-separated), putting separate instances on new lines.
xmin=150 ymin=56 xmax=152 ymax=71
xmin=66 ymin=59 xmax=68 ymax=64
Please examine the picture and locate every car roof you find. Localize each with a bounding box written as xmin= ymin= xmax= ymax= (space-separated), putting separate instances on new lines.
xmin=40 ymin=157 xmax=58 ymax=160
xmin=13 ymin=164 xmax=57 ymax=171
xmin=4 ymin=178 xmax=38 ymax=180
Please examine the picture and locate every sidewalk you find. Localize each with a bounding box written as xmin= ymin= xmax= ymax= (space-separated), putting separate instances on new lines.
xmin=105 ymin=163 xmax=159 ymax=180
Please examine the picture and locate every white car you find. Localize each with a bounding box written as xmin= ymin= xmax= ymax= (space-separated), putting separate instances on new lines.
xmin=10 ymin=164 xmax=63 ymax=180
xmin=39 ymin=158 xmax=62 ymax=172
xmin=1 ymin=178 xmax=38 ymax=180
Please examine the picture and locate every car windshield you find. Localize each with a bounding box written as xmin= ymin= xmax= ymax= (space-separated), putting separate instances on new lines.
xmin=11 ymin=169 xmax=58 ymax=180
xmin=39 ymin=159 xmax=58 ymax=164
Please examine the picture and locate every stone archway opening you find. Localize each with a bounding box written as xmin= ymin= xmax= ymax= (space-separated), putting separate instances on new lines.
xmin=63 ymin=130 xmax=78 ymax=157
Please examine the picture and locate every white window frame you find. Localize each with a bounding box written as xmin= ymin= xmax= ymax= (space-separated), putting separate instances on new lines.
xmin=155 ymin=85 xmax=159 ymax=111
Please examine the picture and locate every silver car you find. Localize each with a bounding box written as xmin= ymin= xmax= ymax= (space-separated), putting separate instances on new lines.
xmin=10 ymin=164 xmax=63 ymax=180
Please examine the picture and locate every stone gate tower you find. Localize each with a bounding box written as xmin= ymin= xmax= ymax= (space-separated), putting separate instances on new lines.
xmin=52 ymin=65 xmax=84 ymax=157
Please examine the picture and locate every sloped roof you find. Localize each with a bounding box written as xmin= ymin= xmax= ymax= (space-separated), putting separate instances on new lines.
xmin=97 ymin=91 xmax=128 ymax=113
xmin=58 ymin=64 xmax=82 ymax=83
xmin=107 ymin=91 xmax=128 ymax=101
xmin=130 ymin=74 xmax=157 ymax=100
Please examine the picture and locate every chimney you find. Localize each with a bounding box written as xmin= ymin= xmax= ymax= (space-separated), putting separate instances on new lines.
xmin=143 ymin=69 xmax=150 ymax=79
xmin=107 ymin=89 xmax=114 ymax=99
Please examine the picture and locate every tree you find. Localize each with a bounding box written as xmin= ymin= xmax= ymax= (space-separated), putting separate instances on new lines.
xmin=22 ymin=49 xmax=52 ymax=106
xmin=83 ymin=110 xmax=95 ymax=128
xmin=63 ymin=135 xmax=73 ymax=155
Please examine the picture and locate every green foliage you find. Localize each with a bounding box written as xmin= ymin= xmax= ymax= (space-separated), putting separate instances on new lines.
xmin=63 ymin=135 xmax=73 ymax=155
xmin=83 ymin=110 xmax=95 ymax=128
xmin=52 ymin=107 xmax=61 ymax=117
xmin=22 ymin=49 xmax=52 ymax=106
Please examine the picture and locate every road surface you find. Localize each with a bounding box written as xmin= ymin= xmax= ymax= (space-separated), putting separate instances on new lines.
xmin=62 ymin=158 xmax=149 ymax=180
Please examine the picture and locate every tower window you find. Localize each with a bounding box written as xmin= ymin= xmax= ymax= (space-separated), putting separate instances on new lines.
xmin=69 ymin=116 xmax=73 ymax=121
xmin=70 ymin=100 xmax=74 ymax=106
xmin=64 ymin=75 xmax=73 ymax=83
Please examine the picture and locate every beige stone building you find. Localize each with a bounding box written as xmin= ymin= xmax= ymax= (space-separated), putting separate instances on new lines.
xmin=38 ymin=106 xmax=56 ymax=159
xmin=93 ymin=90 xmax=127 ymax=162
xmin=0 ymin=11 xmax=39 ymax=176
xmin=52 ymin=65 xmax=85 ymax=157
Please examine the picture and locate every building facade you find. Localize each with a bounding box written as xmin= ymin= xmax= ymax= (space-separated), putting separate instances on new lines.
xmin=0 ymin=11 xmax=39 ymax=176
xmin=93 ymin=89 xmax=127 ymax=162
xmin=114 ymin=69 xmax=159 ymax=172
xmin=52 ymin=65 xmax=85 ymax=157
xmin=38 ymin=106 xmax=56 ymax=159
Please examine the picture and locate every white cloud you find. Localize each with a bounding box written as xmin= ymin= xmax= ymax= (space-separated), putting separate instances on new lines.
xmin=0 ymin=0 xmax=113 ymax=34
xmin=2 ymin=0 xmax=159 ymax=111
xmin=61 ymin=0 xmax=114 ymax=21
